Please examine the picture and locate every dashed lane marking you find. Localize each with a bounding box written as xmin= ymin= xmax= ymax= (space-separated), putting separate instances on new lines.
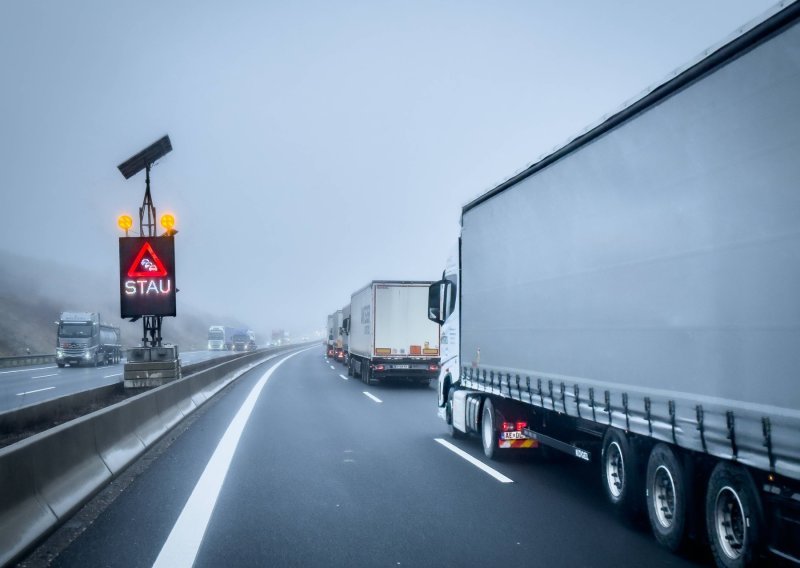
xmin=338 ymin=374 xmax=348 ymax=381
xmin=32 ymin=373 xmax=59 ymax=379
xmin=363 ymin=391 xmax=382 ymax=403
xmin=16 ymin=386 xmax=56 ymax=396
xmin=434 ymin=438 xmax=514 ymax=483
xmin=0 ymin=366 xmax=56 ymax=375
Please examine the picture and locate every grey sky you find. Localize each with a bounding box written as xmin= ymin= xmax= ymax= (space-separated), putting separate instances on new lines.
xmin=0 ymin=0 xmax=778 ymax=337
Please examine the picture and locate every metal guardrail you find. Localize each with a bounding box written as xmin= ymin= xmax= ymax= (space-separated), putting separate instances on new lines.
xmin=0 ymin=354 xmax=56 ymax=369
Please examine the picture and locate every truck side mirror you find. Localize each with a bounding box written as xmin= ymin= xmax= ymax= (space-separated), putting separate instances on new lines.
xmin=428 ymin=280 xmax=446 ymax=325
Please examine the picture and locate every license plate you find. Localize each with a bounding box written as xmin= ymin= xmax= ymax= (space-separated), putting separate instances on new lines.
xmin=501 ymin=431 xmax=527 ymax=440
xmin=393 ymin=364 xmax=410 ymax=369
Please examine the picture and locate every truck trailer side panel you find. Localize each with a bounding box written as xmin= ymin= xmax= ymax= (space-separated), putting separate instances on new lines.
xmin=460 ymin=13 xmax=800 ymax=481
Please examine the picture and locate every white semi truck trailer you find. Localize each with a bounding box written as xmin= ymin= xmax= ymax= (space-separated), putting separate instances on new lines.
xmin=349 ymin=281 xmax=440 ymax=385
xmin=429 ymin=3 xmax=800 ymax=566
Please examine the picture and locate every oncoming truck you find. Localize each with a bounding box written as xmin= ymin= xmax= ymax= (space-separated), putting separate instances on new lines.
xmin=428 ymin=4 xmax=800 ymax=566
xmin=207 ymin=325 xmax=237 ymax=350
xmin=55 ymin=312 xmax=121 ymax=367
xmin=349 ymin=280 xmax=440 ymax=385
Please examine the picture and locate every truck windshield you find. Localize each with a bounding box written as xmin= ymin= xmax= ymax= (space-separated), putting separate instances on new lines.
xmin=59 ymin=323 xmax=93 ymax=338
xmin=208 ymin=330 xmax=224 ymax=340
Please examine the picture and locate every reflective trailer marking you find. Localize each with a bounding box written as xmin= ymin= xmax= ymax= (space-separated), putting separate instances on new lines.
xmin=338 ymin=374 xmax=349 ymax=381
xmin=16 ymin=386 xmax=56 ymax=396
xmin=434 ymin=438 xmax=514 ymax=483
xmin=152 ymin=349 xmax=306 ymax=568
xmin=363 ymin=392 xmax=382 ymax=404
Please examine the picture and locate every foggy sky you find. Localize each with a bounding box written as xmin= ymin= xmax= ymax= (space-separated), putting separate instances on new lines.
xmin=0 ymin=0 xmax=778 ymax=337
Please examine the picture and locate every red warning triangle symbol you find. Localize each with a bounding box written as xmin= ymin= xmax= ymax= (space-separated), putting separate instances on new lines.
xmin=127 ymin=242 xmax=168 ymax=278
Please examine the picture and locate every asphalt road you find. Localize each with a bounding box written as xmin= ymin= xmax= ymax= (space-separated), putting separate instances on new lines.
xmin=0 ymin=350 xmax=234 ymax=413
xmin=36 ymin=347 xmax=708 ymax=567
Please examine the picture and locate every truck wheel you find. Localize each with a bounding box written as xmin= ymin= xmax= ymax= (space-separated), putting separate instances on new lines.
xmin=347 ymin=360 xmax=353 ymax=377
xmin=601 ymin=429 xmax=643 ymax=515
xmin=646 ymin=444 xmax=688 ymax=551
xmin=481 ymin=398 xmax=503 ymax=460
xmin=57 ymin=362 xmax=65 ymax=368
xmin=706 ymin=462 xmax=762 ymax=568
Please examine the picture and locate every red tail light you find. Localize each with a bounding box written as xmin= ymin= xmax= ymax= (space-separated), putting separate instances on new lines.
xmin=428 ymin=364 xmax=439 ymax=371
xmin=502 ymin=421 xmax=528 ymax=432
xmin=372 ymin=364 xmax=385 ymax=371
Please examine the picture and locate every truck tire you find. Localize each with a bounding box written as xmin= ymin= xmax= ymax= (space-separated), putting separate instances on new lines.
xmin=706 ymin=462 xmax=763 ymax=568
xmin=646 ymin=444 xmax=688 ymax=552
xmin=601 ymin=429 xmax=643 ymax=515
xmin=481 ymin=398 xmax=503 ymax=460
xmin=57 ymin=362 xmax=65 ymax=368
xmin=347 ymin=360 xmax=353 ymax=377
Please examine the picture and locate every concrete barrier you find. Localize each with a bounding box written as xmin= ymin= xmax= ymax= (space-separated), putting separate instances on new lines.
xmin=0 ymin=343 xmax=307 ymax=567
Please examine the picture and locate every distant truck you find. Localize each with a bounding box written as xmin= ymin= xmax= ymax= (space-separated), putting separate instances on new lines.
xmin=55 ymin=312 xmax=121 ymax=367
xmin=326 ymin=313 xmax=336 ymax=358
xmin=340 ymin=304 xmax=351 ymax=365
xmin=348 ymin=281 xmax=440 ymax=385
xmin=332 ymin=309 xmax=344 ymax=363
xmin=428 ymin=4 xmax=800 ymax=565
xmin=232 ymin=330 xmax=256 ymax=352
xmin=207 ymin=325 xmax=238 ymax=350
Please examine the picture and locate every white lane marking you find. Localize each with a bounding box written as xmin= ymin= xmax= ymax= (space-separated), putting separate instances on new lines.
xmin=329 ymin=365 xmax=335 ymax=370
xmin=152 ymin=349 xmax=304 ymax=568
xmin=104 ymin=373 xmax=122 ymax=378
xmin=363 ymin=391 xmax=382 ymax=403
xmin=0 ymin=366 xmax=56 ymax=375
xmin=32 ymin=373 xmax=58 ymax=379
xmin=338 ymin=374 xmax=348 ymax=381
xmin=434 ymin=438 xmax=514 ymax=483
xmin=16 ymin=386 xmax=56 ymax=396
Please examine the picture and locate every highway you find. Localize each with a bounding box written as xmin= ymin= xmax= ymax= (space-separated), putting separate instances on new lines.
xmin=0 ymin=350 xmax=237 ymax=413
xmin=32 ymin=347 xmax=708 ymax=567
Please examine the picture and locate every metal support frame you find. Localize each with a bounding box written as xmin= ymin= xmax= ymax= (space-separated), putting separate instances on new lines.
xmin=137 ymin=163 xmax=163 ymax=348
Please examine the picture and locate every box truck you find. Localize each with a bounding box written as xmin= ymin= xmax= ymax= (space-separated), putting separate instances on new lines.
xmin=429 ymin=4 xmax=800 ymax=565
xmin=349 ymin=281 xmax=440 ymax=385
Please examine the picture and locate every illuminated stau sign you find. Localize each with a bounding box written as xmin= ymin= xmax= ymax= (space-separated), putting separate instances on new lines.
xmin=119 ymin=237 xmax=177 ymax=317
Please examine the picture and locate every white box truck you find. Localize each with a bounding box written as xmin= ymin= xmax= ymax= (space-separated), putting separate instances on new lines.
xmin=349 ymin=281 xmax=440 ymax=385
xmin=429 ymin=3 xmax=800 ymax=566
